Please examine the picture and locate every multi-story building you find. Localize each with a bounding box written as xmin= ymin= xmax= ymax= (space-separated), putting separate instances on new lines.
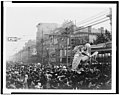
xmin=49 ymin=26 xmax=106 ymax=66
xmin=36 ymin=21 xmax=109 ymax=66
xmin=36 ymin=23 xmax=59 ymax=64
xmin=11 ymin=40 xmax=37 ymax=63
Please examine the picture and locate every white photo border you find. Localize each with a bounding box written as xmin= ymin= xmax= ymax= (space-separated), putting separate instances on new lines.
xmin=2 ymin=1 xmax=119 ymax=94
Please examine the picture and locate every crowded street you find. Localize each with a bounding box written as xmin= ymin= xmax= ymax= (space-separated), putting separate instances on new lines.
xmin=6 ymin=61 xmax=111 ymax=89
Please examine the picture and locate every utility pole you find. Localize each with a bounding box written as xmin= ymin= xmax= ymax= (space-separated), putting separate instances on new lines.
xmin=28 ymin=47 xmax=30 ymax=63
xmin=74 ymin=20 xmax=76 ymax=27
xmin=70 ymin=35 xmax=72 ymax=66
xmin=41 ymin=29 xmax=44 ymax=64
xmin=66 ymin=37 xmax=68 ymax=67
xmin=110 ymin=8 xmax=112 ymax=33
xmin=47 ymin=48 xmax=49 ymax=65
xmin=107 ymin=8 xmax=112 ymax=33
xmin=20 ymin=51 xmax=22 ymax=62
xmin=57 ymin=38 xmax=60 ymax=65
xmin=70 ymin=24 xmax=74 ymax=65
xmin=88 ymin=26 xmax=92 ymax=43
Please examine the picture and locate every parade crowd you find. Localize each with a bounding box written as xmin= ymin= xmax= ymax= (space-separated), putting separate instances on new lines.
xmin=6 ymin=62 xmax=111 ymax=89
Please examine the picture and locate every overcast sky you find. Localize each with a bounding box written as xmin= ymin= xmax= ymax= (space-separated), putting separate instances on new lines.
xmin=5 ymin=3 xmax=111 ymax=60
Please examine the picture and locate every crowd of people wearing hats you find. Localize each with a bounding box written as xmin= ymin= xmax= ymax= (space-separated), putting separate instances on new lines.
xmin=6 ymin=61 xmax=111 ymax=89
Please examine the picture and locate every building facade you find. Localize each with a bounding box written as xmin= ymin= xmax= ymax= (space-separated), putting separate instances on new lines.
xmin=36 ymin=21 xmax=108 ymax=66
xmin=11 ymin=40 xmax=37 ymax=63
xmin=36 ymin=23 xmax=59 ymax=64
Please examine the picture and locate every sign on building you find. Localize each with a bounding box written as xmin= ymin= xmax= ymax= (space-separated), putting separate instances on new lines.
xmin=7 ymin=37 xmax=21 ymax=42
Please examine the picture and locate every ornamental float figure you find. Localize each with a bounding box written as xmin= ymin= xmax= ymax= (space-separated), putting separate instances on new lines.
xmin=72 ymin=43 xmax=98 ymax=71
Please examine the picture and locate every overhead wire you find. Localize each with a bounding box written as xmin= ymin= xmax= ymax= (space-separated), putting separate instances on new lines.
xmin=79 ymin=16 xmax=108 ymax=27
xmin=76 ymin=19 xmax=110 ymax=31
xmin=77 ymin=10 xmax=109 ymax=25
xmin=78 ymin=13 xmax=108 ymax=25
xmin=77 ymin=9 xmax=109 ymax=23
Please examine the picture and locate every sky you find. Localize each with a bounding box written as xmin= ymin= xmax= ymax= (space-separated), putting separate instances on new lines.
xmin=5 ymin=3 xmax=111 ymax=60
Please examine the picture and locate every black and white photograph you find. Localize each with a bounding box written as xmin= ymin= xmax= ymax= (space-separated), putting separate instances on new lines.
xmin=2 ymin=1 xmax=118 ymax=94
